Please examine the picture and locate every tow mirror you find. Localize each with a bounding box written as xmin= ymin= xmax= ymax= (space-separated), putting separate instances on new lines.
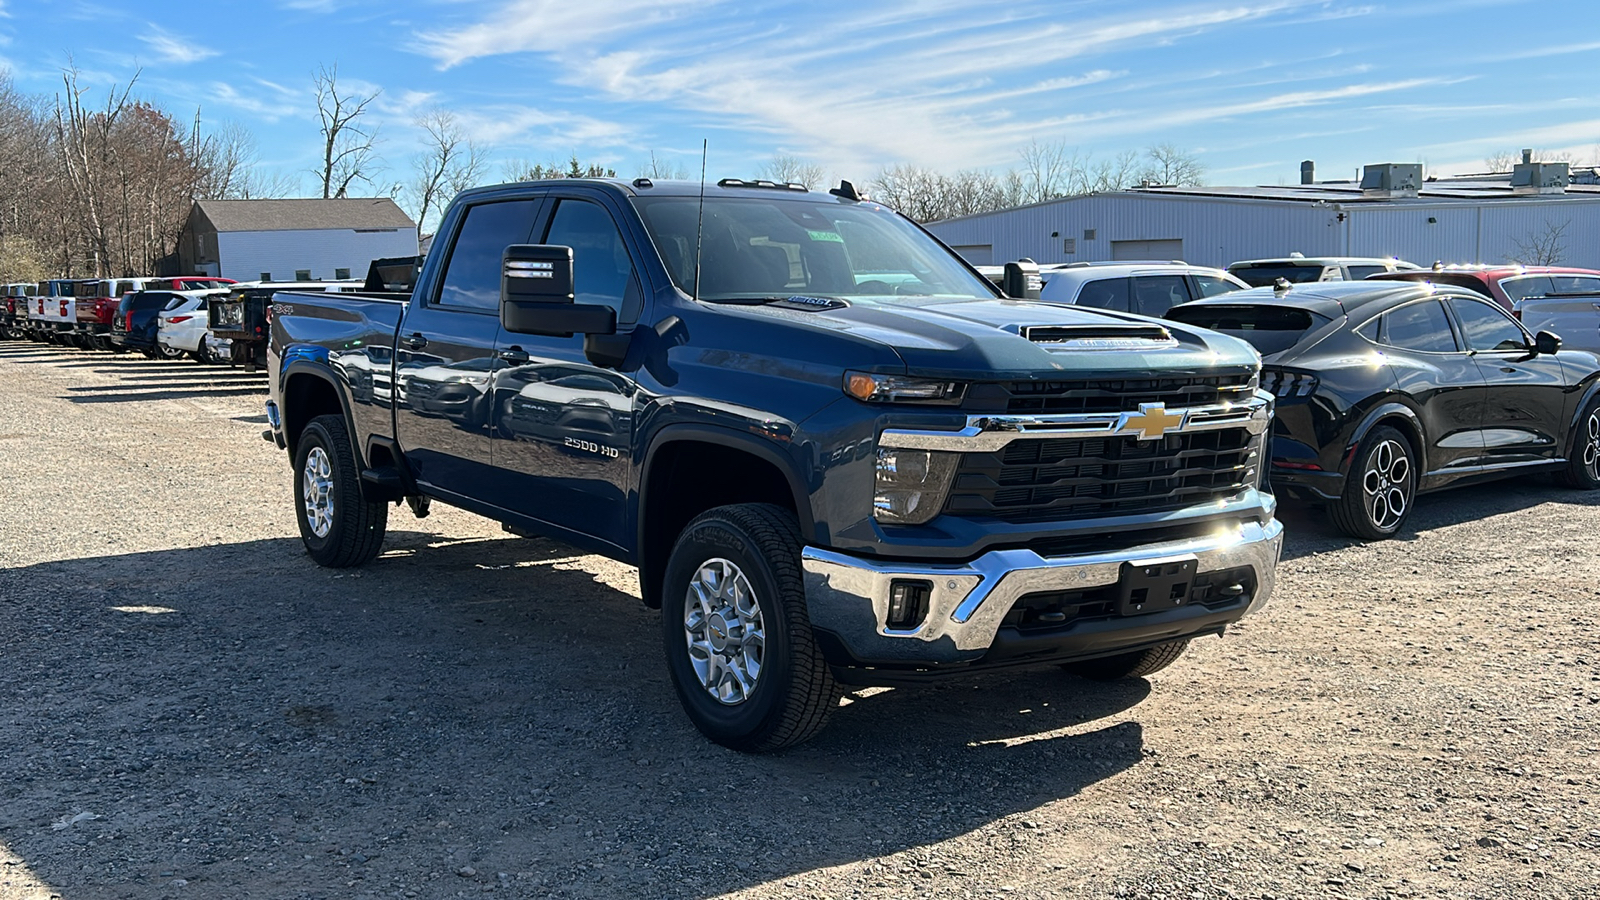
xmin=1003 ymin=258 xmax=1041 ymax=300
xmin=1534 ymin=330 xmax=1562 ymax=355
xmin=500 ymin=244 xmax=616 ymax=338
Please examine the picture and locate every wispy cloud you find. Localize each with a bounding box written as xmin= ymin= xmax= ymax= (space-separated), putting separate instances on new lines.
xmin=415 ymin=0 xmax=707 ymax=70
xmin=139 ymin=25 xmax=220 ymax=65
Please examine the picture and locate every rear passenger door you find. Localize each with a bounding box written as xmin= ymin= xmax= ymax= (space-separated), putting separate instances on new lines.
xmin=1371 ymin=297 xmax=1487 ymax=473
xmin=489 ymin=190 xmax=647 ymax=549
xmin=395 ymin=197 xmax=543 ymax=494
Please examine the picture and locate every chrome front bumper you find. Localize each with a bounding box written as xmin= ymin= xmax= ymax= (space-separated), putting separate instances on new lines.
xmin=802 ymin=516 xmax=1283 ymax=668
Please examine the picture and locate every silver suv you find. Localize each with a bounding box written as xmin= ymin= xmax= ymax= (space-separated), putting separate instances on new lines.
xmin=1037 ymin=261 xmax=1248 ymax=317
xmin=1227 ymin=254 xmax=1420 ymax=287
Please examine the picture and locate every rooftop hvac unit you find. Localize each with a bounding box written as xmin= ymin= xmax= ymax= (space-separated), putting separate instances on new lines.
xmin=1511 ymin=161 xmax=1569 ymax=194
xmin=1360 ymin=164 xmax=1422 ymax=198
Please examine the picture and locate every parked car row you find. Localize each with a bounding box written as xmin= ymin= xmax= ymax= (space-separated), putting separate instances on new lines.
xmin=0 ymin=277 xmax=366 ymax=365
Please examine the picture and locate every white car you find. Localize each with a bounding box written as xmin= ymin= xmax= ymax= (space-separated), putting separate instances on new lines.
xmin=1227 ymin=254 xmax=1420 ymax=287
xmin=156 ymin=290 xmax=232 ymax=363
xmin=1037 ymin=261 xmax=1249 ymax=317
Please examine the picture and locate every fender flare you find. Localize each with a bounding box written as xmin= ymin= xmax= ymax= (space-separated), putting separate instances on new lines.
xmin=1565 ymin=376 xmax=1600 ymax=440
xmin=1344 ymin=400 xmax=1426 ymax=477
xmin=279 ymin=358 xmax=365 ymax=471
xmin=638 ymin=423 xmax=816 ymax=540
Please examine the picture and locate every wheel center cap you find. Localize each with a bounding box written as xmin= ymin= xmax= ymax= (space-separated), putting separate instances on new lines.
xmin=707 ymin=613 xmax=731 ymax=652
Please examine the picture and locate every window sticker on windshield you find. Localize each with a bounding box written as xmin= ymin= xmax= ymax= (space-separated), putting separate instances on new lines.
xmin=807 ymin=230 xmax=844 ymax=243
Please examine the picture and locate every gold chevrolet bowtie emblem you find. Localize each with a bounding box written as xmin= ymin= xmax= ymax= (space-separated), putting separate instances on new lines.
xmin=1119 ymin=402 xmax=1185 ymax=441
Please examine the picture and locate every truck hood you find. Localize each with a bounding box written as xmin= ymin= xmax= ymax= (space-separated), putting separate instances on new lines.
xmin=722 ymin=296 xmax=1260 ymax=378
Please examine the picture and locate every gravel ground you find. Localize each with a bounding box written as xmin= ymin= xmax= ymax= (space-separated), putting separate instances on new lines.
xmin=2 ymin=339 xmax=1598 ymax=900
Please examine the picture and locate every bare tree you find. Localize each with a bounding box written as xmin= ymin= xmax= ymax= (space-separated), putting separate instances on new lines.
xmin=760 ymin=154 xmax=827 ymax=189
xmin=53 ymin=64 xmax=139 ymax=275
xmin=1138 ymin=143 xmax=1205 ymax=186
xmin=407 ymin=109 xmax=485 ymax=237
xmin=1090 ymin=149 xmax=1141 ymax=192
xmin=638 ymin=151 xmax=688 ymax=180
xmin=312 ymin=64 xmax=381 ymax=199
xmin=502 ymin=155 xmax=615 ymax=182
xmin=1016 ymin=139 xmax=1086 ymax=203
xmin=1483 ymin=148 xmax=1578 ymax=173
xmin=1510 ymin=219 xmax=1570 ymax=266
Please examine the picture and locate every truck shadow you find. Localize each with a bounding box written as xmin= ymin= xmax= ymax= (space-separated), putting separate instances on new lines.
xmin=0 ymin=532 xmax=1150 ymax=899
xmin=1276 ymin=477 xmax=1598 ymax=561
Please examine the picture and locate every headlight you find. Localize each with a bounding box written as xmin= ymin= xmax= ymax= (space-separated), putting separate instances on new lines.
xmin=844 ymin=371 xmax=964 ymax=404
xmin=873 ymin=447 xmax=959 ymax=526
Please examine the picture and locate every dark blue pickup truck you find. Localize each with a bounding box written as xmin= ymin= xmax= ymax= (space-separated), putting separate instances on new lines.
xmin=266 ymin=177 xmax=1283 ymax=750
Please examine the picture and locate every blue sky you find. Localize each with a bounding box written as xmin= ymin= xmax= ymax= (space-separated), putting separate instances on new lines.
xmin=6 ymin=0 xmax=1598 ymax=199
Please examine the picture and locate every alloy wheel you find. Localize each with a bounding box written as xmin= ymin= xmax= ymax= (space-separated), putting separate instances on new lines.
xmin=682 ymin=558 xmax=765 ymax=706
xmin=1361 ymin=438 xmax=1411 ymax=532
xmin=302 ymin=446 xmax=335 ymax=538
xmin=1584 ymin=411 xmax=1600 ymax=482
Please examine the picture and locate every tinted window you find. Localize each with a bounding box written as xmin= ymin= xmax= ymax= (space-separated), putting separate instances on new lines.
xmin=436 ymin=200 xmax=541 ymax=310
xmin=1499 ymin=275 xmax=1553 ymax=302
xmin=1075 ymin=278 xmax=1129 ymax=311
xmin=1192 ymin=275 xmax=1241 ymax=298
xmin=1347 ymin=265 xmax=1387 ymax=281
xmin=1165 ymin=303 xmax=1329 ymax=355
xmin=1449 ymin=296 xmax=1526 ymax=351
xmin=129 ymin=292 xmax=176 ymax=311
xmin=1229 ymin=264 xmax=1324 ymax=287
xmin=541 ymin=199 xmax=637 ymax=320
xmin=1379 ymin=300 xmax=1458 ymax=352
xmin=1131 ymin=274 xmax=1191 ymax=316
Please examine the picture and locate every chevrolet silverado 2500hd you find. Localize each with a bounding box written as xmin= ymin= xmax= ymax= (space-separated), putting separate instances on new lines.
xmin=267 ymin=177 xmax=1283 ymax=751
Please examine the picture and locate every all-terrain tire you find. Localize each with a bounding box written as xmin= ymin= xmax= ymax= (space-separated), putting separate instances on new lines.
xmin=293 ymin=414 xmax=387 ymax=567
xmin=1329 ymin=425 xmax=1416 ymax=540
xmin=662 ymin=503 xmax=843 ymax=752
xmin=1062 ymin=639 xmax=1190 ymax=681
xmin=1555 ymin=396 xmax=1600 ymax=489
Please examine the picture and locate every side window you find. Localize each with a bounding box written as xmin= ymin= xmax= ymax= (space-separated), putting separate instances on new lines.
xmin=1075 ymin=278 xmax=1129 ymax=311
xmin=1549 ymin=274 xmax=1600 ymax=294
xmin=1499 ymin=275 xmax=1553 ymax=302
xmin=541 ymin=199 xmax=639 ymax=321
xmin=1131 ymin=274 xmax=1192 ymax=316
xmin=1449 ymin=296 xmax=1527 ymax=352
xmin=1346 ymin=265 xmax=1385 ymax=281
xmin=1192 ymin=274 xmax=1240 ymax=298
xmin=435 ymin=200 xmax=541 ymax=310
xmin=1380 ymin=300 xmax=1459 ymax=352
xmin=1319 ymin=267 xmax=1343 ymax=282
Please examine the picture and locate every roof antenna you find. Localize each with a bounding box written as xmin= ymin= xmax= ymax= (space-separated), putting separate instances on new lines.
xmin=692 ymin=139 xmax=707 ymax=302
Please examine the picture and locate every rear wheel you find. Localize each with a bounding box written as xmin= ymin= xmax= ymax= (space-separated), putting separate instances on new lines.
xmin=1329 ymin=425 xmax=1416 ymax=540
xmin=155 ymin=342 xmax=185 ymax=360
xmin=662 ymin=503 xmax=842 ymax=752
xmin=1556 ymin=397 xmax=1600 ymax=489
xmin=1062 ymin=639 xmax=1190 ymax=680
xmin=293 ymin=414 xmax=387 ymax=567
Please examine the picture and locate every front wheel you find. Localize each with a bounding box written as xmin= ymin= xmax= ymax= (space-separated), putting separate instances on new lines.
xmin=1062 ymin=639 xmax=1190 ymax=681
xmin=1555 ymin=397 xmax=1600 ymax=489
xmin=293 ymin=414 xmax=387 ymax=567
xmin=1329 ymin=425 xmax=1416 ymax=540
xmin=661 ymin=503 xmax=842 ymax=752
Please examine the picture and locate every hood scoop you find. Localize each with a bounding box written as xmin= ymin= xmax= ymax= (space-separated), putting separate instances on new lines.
xmin=1023 ymin=324 xmax=1178 ymax=350
xmin=770 ymin=295 xmax=850 ymax=311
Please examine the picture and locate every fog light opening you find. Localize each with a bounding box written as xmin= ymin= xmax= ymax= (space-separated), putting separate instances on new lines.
xmin=886 ymin=580 xmax=932 ymax=630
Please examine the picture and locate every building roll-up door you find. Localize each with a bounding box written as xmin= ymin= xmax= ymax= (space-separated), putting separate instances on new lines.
xmin=952 ymin=245 xmax=993 ymax=265
xmin=1110 ymin=239 xmax=1183 ymax=262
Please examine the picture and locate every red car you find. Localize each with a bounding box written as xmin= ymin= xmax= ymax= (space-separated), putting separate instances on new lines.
xmin=1369 ymin=265 xmax=1600 ymax=312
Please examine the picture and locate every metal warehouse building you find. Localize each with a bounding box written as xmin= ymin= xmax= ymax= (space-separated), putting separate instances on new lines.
xmin=925 ymin=161 xmax=1600 ymax=272
xmin=173 ymin=198 xmax=419 ymax=281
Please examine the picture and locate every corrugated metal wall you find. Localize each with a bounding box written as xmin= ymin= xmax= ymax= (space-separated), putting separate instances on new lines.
xmin=928 ymin=193 xmax=1600 ymax=270
xmin=216 ymin=229 xmax=419 ymax=280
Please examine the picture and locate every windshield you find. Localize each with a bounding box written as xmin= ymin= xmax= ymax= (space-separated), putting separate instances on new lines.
xmin=1166 ymin=303 xmax=1331 ymax=355
xmin=632 ymin=195 xmax=995 ymax=303
xmin=1230 ymin=264 xmax=1327 ymax=287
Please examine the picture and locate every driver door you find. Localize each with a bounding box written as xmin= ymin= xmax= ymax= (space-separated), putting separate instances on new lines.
xmin=1446 ymin=294 xmax=1567 ymax=463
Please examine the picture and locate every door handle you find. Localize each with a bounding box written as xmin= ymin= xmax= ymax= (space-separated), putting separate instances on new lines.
xmin=403 ymin=333 xmax=428 ymax=351
xmin=497 ymin=346 xmax=530 ymax=364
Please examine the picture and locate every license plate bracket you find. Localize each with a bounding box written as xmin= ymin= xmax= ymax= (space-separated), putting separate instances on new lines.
xmin=1117 ymin=556 xmax=1198 ymax=616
